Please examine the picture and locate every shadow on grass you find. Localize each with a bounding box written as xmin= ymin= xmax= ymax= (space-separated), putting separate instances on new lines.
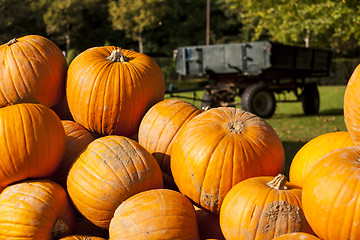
xmin=282 ymin=141 xmax=307 ymax=178
xmin=273 ymin=107 xmax=344 ymax=119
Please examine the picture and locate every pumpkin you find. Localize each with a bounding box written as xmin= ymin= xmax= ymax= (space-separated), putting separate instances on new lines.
xmin=344 ymin=63 xmax=360 ymax=145
xmin=194 ymin=205 xmax=225 ymax=240
xmin=289 ymin=131 xmax=354 ymax=187
xmin=67 ymin=135 xmax=163 ymax=229
xmin=0 ymin=179 xmax=75 ymax=239
xmin=272 ymin=232 xmax=320 ymax=240
xmin=138 ymin=98 xmax=202 ymax=175
xmin=59 ymin=236 xmax=107 ymax=240
xmin=109 ymin=189 xmax=200 ymax=240
xmin=302 ymin=146 xmax=360 ymax=240
xmin=0 ymin=35 xmax=67 ymax=107
xmin=219 ymin=174 xmax=312 ymax=240
xmin=66 ymin=46 xmax=165 ymax=137
xmin=170 ymin=107 xmax=285 ymax=214
xmin=50 ymin=120 xmax=95 ymax=187
xmin=0 ymin=103 xmax=66 ymax=187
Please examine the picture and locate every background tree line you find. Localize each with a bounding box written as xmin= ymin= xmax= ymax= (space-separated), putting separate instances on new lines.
xmin=1 ymin=0 xmax=360 ymax=82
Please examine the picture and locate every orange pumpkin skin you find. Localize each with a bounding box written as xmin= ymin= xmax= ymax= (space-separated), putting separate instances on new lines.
xmin=67 ymin=135 xmax=163 ymax=229
xmin=219 ymin=174 xmax=312 ymax=240
xmin=0 ymin=103 xmax=66 ymax=187
xmin=289 ymin=131 xmax=354 ymax=187
xmin=59 ymin=236 xmax=106 ymax=240
xmin=109 ymin=189 xmax=200 ymax=240
xmin=0 ymin=35 xmax=66 ymax=107
xmin=66 ymin=46 xmax=165 ymax=137
xmin=50 ymin=120 xmax=96 ymax=187
xmin=0 ymin=179 xmax=76 ymax=239
xmin=272 ymin=232 xmax=320 ymax=240
xmin=138 ymin=98 xmax=202 ymax=175
xmin=170 ymin=107 xmax=285 ymax=214
xmin=344 ymin=64 xmax=360 ymax=145
xmin=302 ymin=146 xmax=360 ymax=240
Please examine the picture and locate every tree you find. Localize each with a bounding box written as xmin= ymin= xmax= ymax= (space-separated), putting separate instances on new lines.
xmin=222 ymin=0 xmax=360 ymax=56
xmin=108 ymin=0 xmax=167 ymax=53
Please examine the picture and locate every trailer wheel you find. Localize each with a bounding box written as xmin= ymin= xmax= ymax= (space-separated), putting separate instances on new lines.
xmin=241 ymin=84 xmax=276 ymax=118
xmin=201 ymin=90 xmax=235 ymax=109
xmin=301 ymin=83 xmax=320 ymax=115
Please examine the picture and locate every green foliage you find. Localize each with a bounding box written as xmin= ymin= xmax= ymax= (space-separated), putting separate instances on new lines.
xmin=223 ymin=0 xmax=360 ymax=56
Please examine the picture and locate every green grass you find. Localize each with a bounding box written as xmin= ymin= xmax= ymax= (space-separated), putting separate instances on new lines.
xmin=165 ymin=85 xmax=347 ymax=177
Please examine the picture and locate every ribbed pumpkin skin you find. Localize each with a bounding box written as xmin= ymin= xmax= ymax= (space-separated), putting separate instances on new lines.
xmin=302 ymin=146 xmax=360 ymax=240
xmin=59 ymin=236 xmax=106 ymax=240
xmin=0 ymin=180 xmax=76 ymax=239
xmin=344 ymin=64 xmax=360 ymax=145
xmin=272 ymin=232 xmax=320 ymax=240
xmin=289 ymin=131 xmax=354 ymax=187
xmin=0 ymin=103 xmax=66 ymax=187
xmin=0 ymin=35 xmax=66 ymax=107
xmin=219 ymin=175 xmax=312 ymax=240
xmin=138 ymin=98 xmax=202 ymax=175
xmin=67 ymin=135 xmax=163 ymax=229
xmin=109 ymin=189 xmax=200 ymax=240
xmin=50 ymin=120 xmax=96 ymax=187
xmin=170 ymin=107 xmax=285 ymax=214
xmin=66 ymin=46 xmax=165 ymax=137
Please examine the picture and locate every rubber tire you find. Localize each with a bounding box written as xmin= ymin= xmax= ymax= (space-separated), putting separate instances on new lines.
xmin=241 ymin=84 xmax=276 ymax=118
xmin=201 ymin=91 xmax=220 ymax=109
xmin=301 ymin=83 xmax=320 ymax=115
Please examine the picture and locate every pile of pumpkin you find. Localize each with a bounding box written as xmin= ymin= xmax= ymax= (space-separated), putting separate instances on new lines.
xmin=0 ymin=34 xmax=360 ymax=240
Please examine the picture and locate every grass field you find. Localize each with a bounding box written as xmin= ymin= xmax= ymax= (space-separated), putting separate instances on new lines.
xmin=165 ymin=85 xmax=348 ymax=177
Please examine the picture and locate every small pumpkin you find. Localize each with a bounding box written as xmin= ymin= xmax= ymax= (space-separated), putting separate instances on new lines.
xmin=219 ymin=174 xmax=312 ymax=240
xmin=0 ymin=103 xmax=66 ymax=187
xmin=302 ymin=146 xmax=360 ymax=240
xmin=0 ymin=35 xmax=67 ymax=107
xmin=272 ymin=232 xmax=320 ymax=240
xmin=171 ymin=107 xmax=285 ymax=214
xmin=67 ymin=135 xmax=163 ymax=229
xmin=0 ymin=179 xmax=76 ymax=239
xmin=344 ymin=63 xmax=360 ymax=145
xmin=50 ymin=120 xmax=95 ymax=187
xmin=138 ymin=98 xmax=202 ymax=175
xmin=66 ymin=46 xmax=165 ymax=137
xmin=109 ymin=189 xmax=200 ymax=240
xmin=289 ymin=131 xmax=354 ymax=187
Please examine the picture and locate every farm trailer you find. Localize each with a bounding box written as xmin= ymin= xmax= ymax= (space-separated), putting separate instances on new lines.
xmin=168 ymin=40 xmax=332 ymax=118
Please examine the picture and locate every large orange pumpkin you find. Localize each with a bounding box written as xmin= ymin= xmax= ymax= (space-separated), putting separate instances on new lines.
xmin=50 ymin=120 xmax=96 ymax=187
xmin=0 ymin=103 xmax=66 ymax=187
xmin=67 ymin=135 xmax=163 ymax=229
xmin=0 ymin=35 xmax=67 ymax=107
xmin=302 ymin=146 xmax=360 ymax=240
xmin=109 ymin=189 xmax=200 ymax=240
xmin=0 ymin=179 xmax=76 ymax=239
xmin=171 ymin=107 xmax=285 ymax=214
xmin=344 ymin=63 xmax=360 ymax=145
xmin=66 ymin=46 xmax=165 ymax=137
xmin=219 ymin=174 xmax=312 ymax=240
xmin=289 ymin=131 xmax=354 ymax=187
xmin=138 ymin=98 xmax=202 ymax=175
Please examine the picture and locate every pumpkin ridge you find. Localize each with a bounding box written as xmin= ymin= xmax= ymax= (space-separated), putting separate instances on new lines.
xmin=7 ymin=46 xmax=26 ymax=103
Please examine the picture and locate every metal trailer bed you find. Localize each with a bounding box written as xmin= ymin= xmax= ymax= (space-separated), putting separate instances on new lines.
xmin=168 ymin=40 xmax=332 ymax=118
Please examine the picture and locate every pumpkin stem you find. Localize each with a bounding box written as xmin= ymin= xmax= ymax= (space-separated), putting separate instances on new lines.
xmin=107 ymin=48 xmax=129 ymax=62
xmin=227 ymin=121 xmax=244 ymax=133
xmin=6 ymin=38 xmax=18 ymax=47
xmin=266 ymin=174 xmax=288 ymax=190
xmin=51 ymin=218 xmax=69 ymax=238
